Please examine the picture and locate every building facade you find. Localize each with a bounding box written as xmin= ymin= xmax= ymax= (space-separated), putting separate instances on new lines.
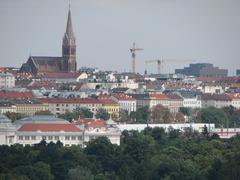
xmin=40 ymin=98 xmax=102 ymax=115
xmin=0 ymin=115 xmax=121 ymax=146
xmin=0 ymin=73 xmax=15 ymax=88
xmin=175 ymin=63 xmax=228 ymax=77
xmin=111 ymin=94 xmax=136 ymax=114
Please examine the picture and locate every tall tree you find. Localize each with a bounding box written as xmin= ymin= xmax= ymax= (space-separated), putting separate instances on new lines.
xmin=197 ymin=107 xmax=228 ymax=128
xmin=151 ymin=104 xmax=174 ymax=123
xmin=74 ymin=107 xmax=93 ymax=118
xmin=95 ymin=108 xmax=110 ymax=120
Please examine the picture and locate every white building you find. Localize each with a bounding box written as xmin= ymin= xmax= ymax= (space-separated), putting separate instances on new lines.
xmin=228 ymin=93 xmax=240 ymax=109
xmin=0 ymin=73 xmax=15 ymax=88
xmin=0 ymin=101 xmax=16 ymax=113
xmin=0 ymin=114 xmax=16 ymax=145
xmin=112 ymin=94 xmax=136 ymax=113
xmin=202 ymin=85 xmax=224 ymax=94
xmin=181 ymin=94 xmax=202 ymax=108
xmin=212 ymin=128 xmax=240 ymax=139
xmin=0 ymin=115 xmax=121 ymax=146
xmin=75 ymin=118 xmax=121 ymax=145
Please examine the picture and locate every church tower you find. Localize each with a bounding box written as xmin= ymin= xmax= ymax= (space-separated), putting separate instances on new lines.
xmin=62 ymin=6 xmax=77 ymax=72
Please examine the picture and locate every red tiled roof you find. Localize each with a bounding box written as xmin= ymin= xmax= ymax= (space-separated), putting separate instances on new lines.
xmin=227 ymin=93 xmax=240 ymax=100
xmin=18 ymin=123 xmax=81 ymax=132
xmin=233 ymin=83 xmax=240 ymax=88
xmin=86 ymin=119 xmax=106 ymax=129
xmin=0 ymin=91 xmax=34 ymax=99
xmin=73 ymin=118 xmax=106 ymax=129
xmin=150 ymin=93 xmax=169 ymax=100
xmin=98 ymin=94 xmax=112 ymax=100
xmin=112 ymin=93 xmax=135 ymax=101
xmin=39 ymin=98 xmax=101 ymax=104
xmin=42 ymin=72 xmax=81 ymax=79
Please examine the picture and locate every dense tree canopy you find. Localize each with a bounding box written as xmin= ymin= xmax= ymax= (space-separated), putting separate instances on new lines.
xmin=0 ymin=128 xmax=240 ymax=180
xmin=95 ymin=108 xmax=110 ymax=120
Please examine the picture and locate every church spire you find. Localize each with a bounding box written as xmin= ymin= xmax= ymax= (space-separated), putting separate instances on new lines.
xmin=62 ymin=3 xmax=77 ymax=73
xmin=65 ymin=5 xmax=74 ymax=37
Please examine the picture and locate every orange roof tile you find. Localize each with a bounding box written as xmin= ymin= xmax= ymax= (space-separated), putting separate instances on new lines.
xmin=112 ymin=93 xmax=135 ymax=101
xmin=227 ymin=93 xmax=240 ymax=100
xmin=150 ymin=93 xmax=169 ymax=100
xmin=0 ymin=91 xmax=34 ymax=99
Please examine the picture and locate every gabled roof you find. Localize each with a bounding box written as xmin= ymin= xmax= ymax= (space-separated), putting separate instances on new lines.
xmin=30 ymin=56 xmax=62 ymax=66
xmin=18 ymin=123 xmax=81 ymax=132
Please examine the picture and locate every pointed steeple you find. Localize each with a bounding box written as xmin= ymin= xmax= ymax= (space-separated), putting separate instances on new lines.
xmin=65 ymin=5 xmax=75 ymax=38
xmin=62 ymin=3 xmax=77 ymax=73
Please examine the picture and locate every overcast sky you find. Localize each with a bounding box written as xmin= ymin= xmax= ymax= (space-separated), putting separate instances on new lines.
xmin=0 ymin=0 xmax=240 ymax=75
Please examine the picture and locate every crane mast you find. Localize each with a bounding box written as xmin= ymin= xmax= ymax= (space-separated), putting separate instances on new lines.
xmin=130 ymin=42 xmax=143 ymax=73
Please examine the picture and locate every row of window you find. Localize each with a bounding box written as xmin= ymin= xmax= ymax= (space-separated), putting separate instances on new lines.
xmin=18 ymin=136 xmax=83 ymax=141
xmin=56 ymin=104 xmax=100 ymax=107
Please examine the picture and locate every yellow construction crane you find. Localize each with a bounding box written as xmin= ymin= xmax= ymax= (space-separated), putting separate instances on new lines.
xmin=130 ymin=42 xmax=143 ymax=73
xmin=145 ymin=58 xmax=193 ymax=74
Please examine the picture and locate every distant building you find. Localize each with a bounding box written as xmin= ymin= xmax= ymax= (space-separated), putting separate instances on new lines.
xmin=0 ymin=73 xmax=15 ymax=88
xmin=228 ymin=93 xmax=240 ymax=109
xmin=19 ymin=7 xmax=77 ymax=75
xmin=201 ymin=93 xmax=231 ymax=108
xmin=13 ymin=99 xmax=49 ymax=116
xmin=111 ymin=94 xmax=137 ymax=113
xmin=74 ymin=118 xmax=121 ymax=145
xmin=0 ymin=101 xmax=16 ymax=114
xmin=175 ymin=63 xmax=228 ymax=77
xmin=0 ymin=115 xmax=121 ymax=146
xmin=40 ymin=98 xmax=102 ymax=115
xmin=237 ymin=69 xmax=240 ymax=76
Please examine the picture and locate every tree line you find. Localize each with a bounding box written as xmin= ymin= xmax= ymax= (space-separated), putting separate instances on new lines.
xmin=0 ymin=127 xmax=240 ymax=180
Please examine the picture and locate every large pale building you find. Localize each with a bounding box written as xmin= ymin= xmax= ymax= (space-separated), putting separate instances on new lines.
xmin=20 ymin=7 xmax=77 ymax=75
xmin=0 ymin=73 xmax=15 ymax=88
xmin=0 ymin=115 xmax=121 ymax=146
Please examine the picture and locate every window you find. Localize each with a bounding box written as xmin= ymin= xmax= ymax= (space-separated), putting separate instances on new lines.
xmin=78 ymin=136 xmax=82 ymax=140
xmin=71 ymin=136 xmax=76 ymax=140
xmin=54 ymin=136 xmax=59 ymax=140
xmin=48 ymin=136 xmax=53 ymax=140
xmin=25 ymin=136 xmax=30 ymax=140
xmin=65 ymin=136 xmax=70 ymax=140
xmin=42 ymin=136 xmax=46 ymax=140
xmin=18 ymin=136 xmax=23 ymax=140
xmin=31 ymin=136 xmax=36 ymax=140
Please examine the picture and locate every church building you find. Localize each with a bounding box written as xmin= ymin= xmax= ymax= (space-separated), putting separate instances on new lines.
xmin=20 ymin=7 xmax=77 ymax=75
